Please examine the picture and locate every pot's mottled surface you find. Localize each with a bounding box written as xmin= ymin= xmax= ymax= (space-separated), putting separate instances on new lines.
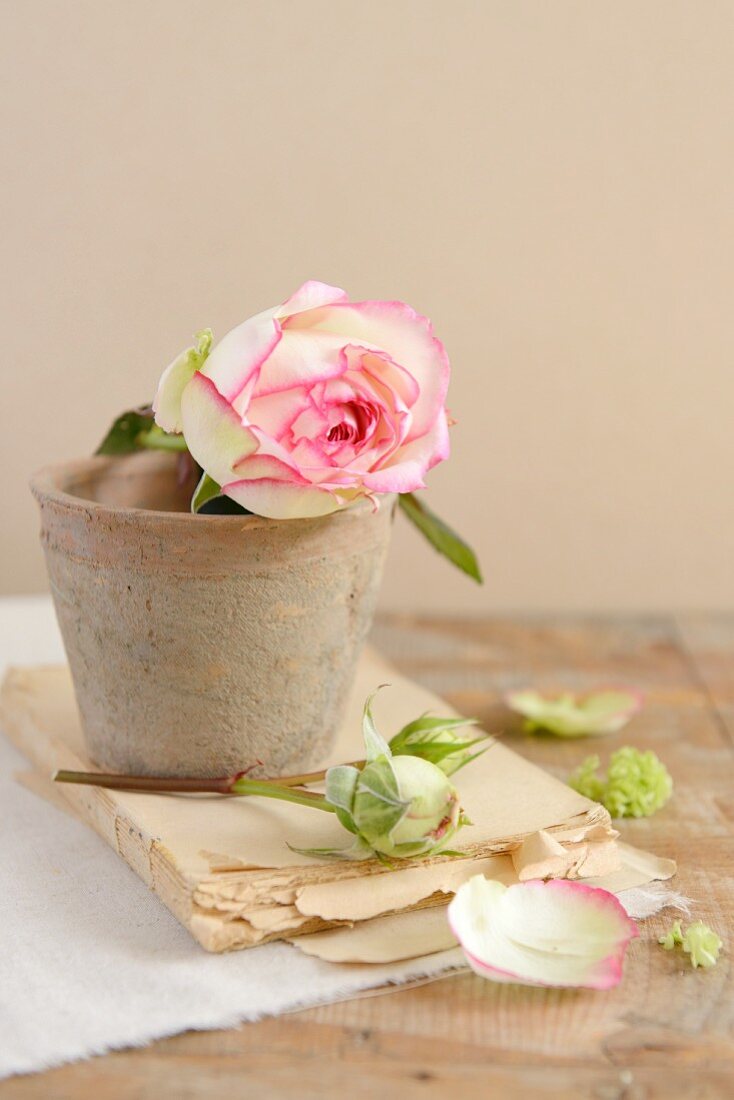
xmin=31 ymin=453 xmax=394 ymax=777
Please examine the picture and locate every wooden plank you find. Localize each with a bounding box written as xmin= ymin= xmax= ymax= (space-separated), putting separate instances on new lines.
xmin=4 ymin=615 xmax=733 ymax=1099
xmin=675 ymin=614 xmax=734 ymax=746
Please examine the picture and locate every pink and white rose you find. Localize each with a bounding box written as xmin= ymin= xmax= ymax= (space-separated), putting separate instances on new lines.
xmin=153 ymin=280 xmax=450 ymax=518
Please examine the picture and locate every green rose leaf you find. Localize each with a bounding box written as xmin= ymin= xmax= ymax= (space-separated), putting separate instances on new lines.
xmin=95 ymin=406 xmax=155 ymax=455
xmin=96 ymin=408 xmax=189 ymax=455
xmin=398 ymin=492 xmax=482 ymax=583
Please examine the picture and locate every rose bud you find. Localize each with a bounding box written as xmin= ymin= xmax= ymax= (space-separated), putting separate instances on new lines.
xmin=292 ymin=688 xmax=470 ymax=861
xmin=350 ymin=753 xmax=462 ymax=858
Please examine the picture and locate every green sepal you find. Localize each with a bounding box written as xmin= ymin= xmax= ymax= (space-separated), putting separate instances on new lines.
xmin=353 ymin=758 xmax=410 ymax=841
xmin=362 ymin=687 xmax=393 ymax=763
xmin=334 ymin=806 xmax=358 ymax=834
xmin=286 ymin=836 xmax=374 ymax=861
xmin=192 ymin=328 xmax=213 ymax=361
xmin=398 ymin=492 xmax=482 ymax=583
xmin=388 ymin=714 xmax=489 ymax=775
xmin=447 ymin=747 xmax=490 ymax=776
xmin=325 ymin=765 xmax=360 ymax=834
xmin=392 ymin=736 xmax=489 ymax=770
xmin=191 ymin=472 xmax=223 ymax=513
xmin=392 ymin=714 xmax=478 ymax=741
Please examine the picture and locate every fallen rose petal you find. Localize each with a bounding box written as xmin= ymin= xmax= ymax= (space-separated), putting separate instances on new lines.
xmin=448 ymin=876 xmax=638 ymax=989
xmin=505 ymin=688 xmax=643 ymax=737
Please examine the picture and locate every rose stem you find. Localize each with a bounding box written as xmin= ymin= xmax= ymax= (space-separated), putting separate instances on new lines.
xmin=135 ymin=429 xmax=189 ymax=452
xmin=54 ymin=770 xmax=336 ymax=813
xmin=267 ymin=761 xmax=366 ymax=788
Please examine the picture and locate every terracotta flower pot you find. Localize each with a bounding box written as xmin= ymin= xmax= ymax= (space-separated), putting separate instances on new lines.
xmin=30 ymin=451 xmax=395 ymax=777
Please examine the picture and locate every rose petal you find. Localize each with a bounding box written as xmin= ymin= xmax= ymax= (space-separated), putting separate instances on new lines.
xmin=200 ymin=306 xmax=282 ymax=404
xmin=361 ymin=461 xmax=427 ymax=494
xmin=179 ymin=372 xmax=257 ymax=487
xmin=153 ymin=347 xmax=198 ymax=434
xmin=505 ymin=689 xmax=644 ymax=737
xmin=278 ymin=279 xmax=349 ymax=315
xmin=254 ymin=331 xmax=349 ymax=396
xmin=246 ymin=388 xmax=312 ymax=441
xmin=221 ymin=475 xmax=342 ymax=518
xmin=361 ymin=413 xmax=450 ymax=491
xmin=349 ymin=346 xmax=420 ymax=409
xmin=230 ymin=452 xmax=309 ymax=480
xmin=448 ymin=877 xmax=638 ymax=990
xmin=287 ymin=300 xmax=450 ymax=439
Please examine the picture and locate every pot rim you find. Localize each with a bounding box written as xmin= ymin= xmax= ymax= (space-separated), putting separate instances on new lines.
xmin=30 ymin=453 xmax=388 ymax=530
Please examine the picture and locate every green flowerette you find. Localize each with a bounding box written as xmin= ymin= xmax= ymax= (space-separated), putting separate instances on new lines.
xmin=659 ymin=920 xmax=723 ymax=969
xmin=568 ymin=746 xmax=673 ymax=818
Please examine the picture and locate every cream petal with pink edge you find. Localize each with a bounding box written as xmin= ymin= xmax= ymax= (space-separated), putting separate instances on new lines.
xmin=153 ymin=348 xmax=198 ymax=434
xmin=230 ymin=453 xmax=310 ymax=484
xmin=221 ymin=476 xmax=345 ymax=519
xmin=200 ymin=306 xmax=281 ymax=403
xmin=285 ymin=300 xmax=449 ymax=438
xmin=278 ymin=280 xmax=349 ymax=316
xmin=179 ymin=372 xmax=257 ymax=487
xmin=358 ymin=348 xmax=420 ymax=408
xmin=448 ymin=877 xmax=638 ymax=990
xmin=246 ymin=387 xmax=312 ymax=441
xmin=254 ymin=330 xmax=350 ymax=395
xmin=361 ymin=412 xmax=450 ymax=490
xmin=289 ymin=404 xmax=329 ymax=445
xmin=361 ymin=461 xmax=427 ymax=494
xmin=235 ymin=427 xmax=338 ymax=486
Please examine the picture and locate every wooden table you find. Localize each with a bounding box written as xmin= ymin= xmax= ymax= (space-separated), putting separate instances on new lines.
xmin=5 ymin=615 xmax=733 ymax=1098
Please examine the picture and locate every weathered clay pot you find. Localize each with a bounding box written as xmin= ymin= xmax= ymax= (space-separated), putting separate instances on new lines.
xmin=31 ymin=452 xmax=395 ymax=777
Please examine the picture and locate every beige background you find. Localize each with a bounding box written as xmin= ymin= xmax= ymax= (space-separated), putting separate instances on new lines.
xmin=1 ymin=0 xmax=732 ymax=612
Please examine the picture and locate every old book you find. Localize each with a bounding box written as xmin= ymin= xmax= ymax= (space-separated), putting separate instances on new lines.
xmin=1 ymin=651 xmax=629 ymax=953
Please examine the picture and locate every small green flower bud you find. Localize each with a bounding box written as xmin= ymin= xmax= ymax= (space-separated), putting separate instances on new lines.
xmin=301 ymin=687 xmax=471 ymax=862
xmin=353 ymin=754 xmax=461 ymax=858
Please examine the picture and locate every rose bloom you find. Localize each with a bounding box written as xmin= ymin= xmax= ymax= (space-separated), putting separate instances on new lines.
xmin=153 ymin=280 xmax=450 ymax=518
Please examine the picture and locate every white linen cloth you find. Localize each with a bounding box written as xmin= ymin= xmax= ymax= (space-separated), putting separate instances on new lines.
xmin=0 ymin=598 xmax=684 ymax=1079
xmin=0 ymin=598 xmax=464 ymax=1079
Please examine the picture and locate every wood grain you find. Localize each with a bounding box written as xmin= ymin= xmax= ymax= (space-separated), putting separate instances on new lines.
xmin=4 ymin=614 xmax=733 ymax=1099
